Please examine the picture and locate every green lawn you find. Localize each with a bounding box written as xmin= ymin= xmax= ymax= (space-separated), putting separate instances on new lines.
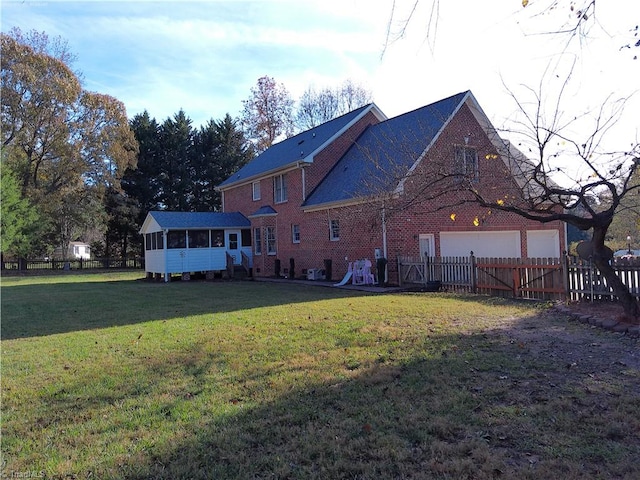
xmin=1 ymin=273 xmax=638 ymax=479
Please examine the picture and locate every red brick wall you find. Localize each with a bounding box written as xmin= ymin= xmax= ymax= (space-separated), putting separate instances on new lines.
xmin=222 ymin=102 xmax=565 ymax=284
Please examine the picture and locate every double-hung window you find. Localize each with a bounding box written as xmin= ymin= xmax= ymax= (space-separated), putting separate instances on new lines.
xmin=254 ymin=228 xmax=262 ymax=255
xmin=266 ymin=226 xmax=277 ymax=255
xmin=330 ymin=219 xmax=340 ymax=241
xmin=274 ymin=174 xmax=287 ymax=203
xmin=453 ymin=145 xmax=479 ymax=182
xmin=252 ymin=181 xmax=261 ymax=201
xmin=292 ymin=224 xmax=300 ymax=244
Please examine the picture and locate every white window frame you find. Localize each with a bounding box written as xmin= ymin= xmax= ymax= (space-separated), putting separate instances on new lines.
xmin=254 ymin=228 xmax=262 ymax=255
xmin=252 ymin=181 xmax=261 ymax=201
xmin=273 ymin=174 xmax=287 ymax=204
xmin=330 ymin=219 xmax=340 ymax=241
xmin=266 ymin=226 xmax=277 ymax=255
xmin=454 ymin=145 xmax=478 ymax=182
xmin=292 ymin=224 xmax=300 ymax=244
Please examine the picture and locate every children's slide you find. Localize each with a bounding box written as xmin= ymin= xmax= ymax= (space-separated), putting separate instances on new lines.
xmin=333 ymin=271 xmax=352 ymax=287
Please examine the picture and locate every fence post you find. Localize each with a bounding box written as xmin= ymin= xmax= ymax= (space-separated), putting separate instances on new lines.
xmin=470 ymin=251 xmax=477 ymax=293
xmin=397 ymin=255 xmax=402 ymax=287
xmin=561 ymin=252 xmax=569 ymax=302
xmin=512 ymin=264 xmax=520 ymax=298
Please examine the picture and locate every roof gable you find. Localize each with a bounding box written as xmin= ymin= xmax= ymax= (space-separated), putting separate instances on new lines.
xmin=140 ymin=211 xmax=250 ymax=233
xmin=217 ymin=103 xmax=384 ymax=189
xmin=303 ymin=91 xmax=469 ymax=208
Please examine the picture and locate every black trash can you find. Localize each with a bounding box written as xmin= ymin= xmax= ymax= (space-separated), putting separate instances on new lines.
xmin=376 ymin=257 xmax=387 ymax=287
xmin=289 ymin=258 xmax=295 ymax=279
xmin=324 ymin=259 xmax=332 ymax=282
xmin=274 ymin=258 xmax=281 ymax=277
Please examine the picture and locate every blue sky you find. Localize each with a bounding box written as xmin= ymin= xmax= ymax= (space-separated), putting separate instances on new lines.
xmin=2 ymin=0 xmax=638 ymax=157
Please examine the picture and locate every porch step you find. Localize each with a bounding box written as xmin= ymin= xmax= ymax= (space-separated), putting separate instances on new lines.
xmin=232 ymin=265 xmax=251 ymax=280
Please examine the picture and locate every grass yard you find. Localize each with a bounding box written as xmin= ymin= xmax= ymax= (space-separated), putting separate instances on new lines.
xmin=1 ymin=272 xmax=639 ymax=479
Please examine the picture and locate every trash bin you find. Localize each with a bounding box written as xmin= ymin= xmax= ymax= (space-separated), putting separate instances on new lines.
xmin=324 ymin=259 xmax=332 ymax=282
xmin=376 ymin=257 xmax=387 ymax=286
xmin=274 ymin=258 xmax=281 ymax=277
xmin=289 ymin=258 xmax=295 ymax=279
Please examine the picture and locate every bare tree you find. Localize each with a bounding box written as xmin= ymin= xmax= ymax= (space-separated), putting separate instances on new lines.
xmin=295 ymin=86 xmax=340 ymax=131
xmin=295 ymin=80 xmax=373 ymax=131
xmin=383 ymin=1 xmax=633 ymax=57
xmin=379 ymin=1 xmax=640 ymax=320
xmin=240 ymin=76 xmax=295 ymax=153
xmin=470 ymin=82 xmax=640 ymax=321
xmin=397 ymin=84 xmax=639 ymax=321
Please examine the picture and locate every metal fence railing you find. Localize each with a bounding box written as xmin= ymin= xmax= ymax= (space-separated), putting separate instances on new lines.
xmin=1 ymin=257 xmax=144 ymax=272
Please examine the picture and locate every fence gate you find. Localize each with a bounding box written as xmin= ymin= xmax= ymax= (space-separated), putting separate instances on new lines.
xmin=398 ymin=254 xmax=640 ymax=302
xmin=475 ymin=257 xmax=565 ymax=300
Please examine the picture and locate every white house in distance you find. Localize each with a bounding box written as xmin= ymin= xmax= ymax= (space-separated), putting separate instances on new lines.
xmin=53 ymin=241 xmax=91 ymax=260
xmin=140 ymin=211 xmax=251 ymax=281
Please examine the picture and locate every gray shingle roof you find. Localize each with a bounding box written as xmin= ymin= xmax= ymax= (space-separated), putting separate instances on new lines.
xmin=148 ymin=211 xmax=250 ymax=229
xmin=303 ymin=91 xmax=469 ymax=208
xmin=249 ymin=206 xmax=278 ymax=217
xmin=217 ymin=104 xmax=375 ymax=188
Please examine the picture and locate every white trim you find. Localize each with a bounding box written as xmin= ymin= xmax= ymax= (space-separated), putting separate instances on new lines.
xmin=252 ymin=181 xmax=261 ymax=201
xmin=329 ymin=219 xmax=340 ymax=241
xmin=395 ymin=91 xmax=471 ymax=195
xmin=292 ymin=224 xmax=301 ymax=244
xmin=302 ymin=196 xmax=373 ymax=213
xmin=418 ymin=234 xmax=435 ymax=258
xmin=306 ymin=103 xmax=387 ymax=165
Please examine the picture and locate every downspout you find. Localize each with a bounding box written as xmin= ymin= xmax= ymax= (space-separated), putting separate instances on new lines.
xmin=163 ymin=229 xmax=169 ymax=282
xmin=301 ymin=168 xmax=306 ymax=201
xmin=382 ymin=204 xmax=388 ymax=283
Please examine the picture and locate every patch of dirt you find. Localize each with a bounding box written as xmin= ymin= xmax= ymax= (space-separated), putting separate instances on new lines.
xmin=563 ymin=300 xmax=628 ymax=322
xmin=498 ymin=301 xmax=640 ymax=396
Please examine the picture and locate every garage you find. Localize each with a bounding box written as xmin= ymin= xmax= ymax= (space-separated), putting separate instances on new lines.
xmin=440 ymin=231 xmax=521 ymax=258
xmin=526 ymin=230 xmax=561 ymax=258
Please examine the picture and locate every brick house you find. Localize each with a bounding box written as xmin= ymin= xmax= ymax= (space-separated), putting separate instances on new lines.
xmin=213 ymin=90 xmax=565 ymax=284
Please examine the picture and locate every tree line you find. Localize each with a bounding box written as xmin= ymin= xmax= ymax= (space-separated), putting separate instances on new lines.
xmin=1 ymin=28 xmax=371 ymax=260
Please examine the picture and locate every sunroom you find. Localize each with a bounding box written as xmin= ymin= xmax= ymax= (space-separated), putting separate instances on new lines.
xmin=140 ymin=211 xmax=252 ymax=281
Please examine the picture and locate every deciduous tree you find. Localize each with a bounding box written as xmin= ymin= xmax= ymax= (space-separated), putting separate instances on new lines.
xmin=240 ymin=76 xmax=294 ymax=153
xmin=295 ymin=80 xmax=372 ymax=130
xmin=1 ymin=28 xmax=138 ymax=257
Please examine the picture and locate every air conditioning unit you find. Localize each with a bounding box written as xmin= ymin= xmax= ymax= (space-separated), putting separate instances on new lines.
xmin=307 ymin=268 xmax=325 ymax=280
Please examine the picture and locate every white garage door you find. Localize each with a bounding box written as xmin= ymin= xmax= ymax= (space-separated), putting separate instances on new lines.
xmin=526 ymin=230 xmax=560 ymax=258
xmin=440 ymin=231 xmax=521 ymax=258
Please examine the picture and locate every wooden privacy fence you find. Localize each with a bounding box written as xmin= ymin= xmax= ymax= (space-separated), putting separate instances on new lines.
xmin=397 ymin=255 xmax=640 ymax=301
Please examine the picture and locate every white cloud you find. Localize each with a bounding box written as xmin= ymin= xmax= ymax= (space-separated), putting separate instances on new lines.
xmin=2 ymin=0 xmax=638 ymax=147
